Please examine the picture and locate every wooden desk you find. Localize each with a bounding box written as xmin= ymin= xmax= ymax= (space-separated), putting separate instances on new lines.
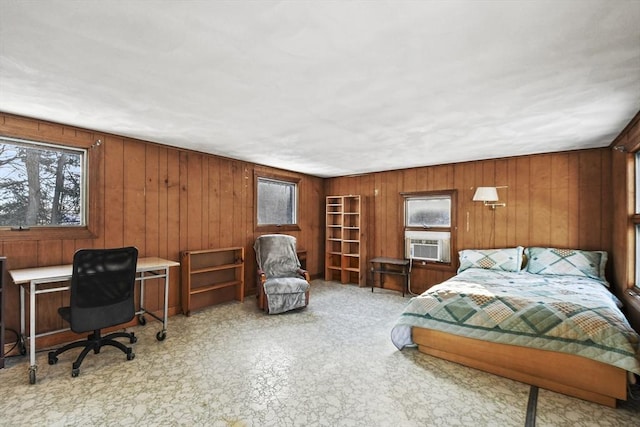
xmin=370 ymin=257 xmax=410 ymax=297
xmin=9 ymin=257 xmax=179 ymax=384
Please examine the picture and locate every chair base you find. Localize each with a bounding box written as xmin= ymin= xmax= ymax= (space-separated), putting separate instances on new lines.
xmin=258 ymin=290 xmax=310 ymax=314
xmin=48 ymin=329 xmax=136 ymax=377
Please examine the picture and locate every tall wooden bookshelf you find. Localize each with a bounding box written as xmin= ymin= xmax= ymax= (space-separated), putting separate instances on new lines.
xmin=325 ymin=195 xmax=364 ymax=286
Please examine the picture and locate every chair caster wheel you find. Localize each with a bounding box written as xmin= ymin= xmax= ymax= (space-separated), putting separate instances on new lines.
xmin=71 ymin=368 xmax=79 ymax=377
xmin=48 ymin=352 xmax=58 ymax=365
xmin=138 ymin=315 xmax=146 ymax=325
xmin=156 ymin=331 xmax=166 ymax=341
xmin=127 ymin=352 xmax=135 ymax=361
xmin=130 ymin=333 xmax=137 ymax=344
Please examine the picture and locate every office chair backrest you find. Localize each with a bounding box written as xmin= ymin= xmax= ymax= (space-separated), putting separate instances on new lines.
xmin=70 ymin=247 xmax=138 ymax=333
xmin=254 ymin=234 xmax=300 ymax=278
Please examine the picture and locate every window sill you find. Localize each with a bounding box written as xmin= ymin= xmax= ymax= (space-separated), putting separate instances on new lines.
xmin=622 ymin=290 xmax=640 ymax=333
xmin=625 ymin=288 xmax=640 ymax=306
xmin=0 ymin=226 xmax=97 ymax=241
xmin=409 ymin=260 xmax=457 ymax=273
xmin=255 ymin=225 xmax=301 ymax=233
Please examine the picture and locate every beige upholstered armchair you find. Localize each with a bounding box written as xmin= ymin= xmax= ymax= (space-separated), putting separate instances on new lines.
xmin=254 ymin=234 xmax=310 ymax=314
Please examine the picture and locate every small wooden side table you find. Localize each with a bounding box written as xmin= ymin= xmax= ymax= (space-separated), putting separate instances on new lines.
xmin=369 ymin=257 xmax=410 ymax=297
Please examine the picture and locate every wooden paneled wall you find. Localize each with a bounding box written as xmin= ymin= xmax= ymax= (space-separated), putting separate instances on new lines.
xmin=0 ymin=113 xmax=324 ymax=346
xmin=326 ymin=149 xmax=612 ymax=294
xmin=610 ymin=111 xmax=640 ymax=330
xmin=0 ymin=111 xmax=621 ymax=346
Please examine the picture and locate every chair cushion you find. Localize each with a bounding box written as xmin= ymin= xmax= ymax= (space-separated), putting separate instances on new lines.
xmin=266 ymin=292 xmax=307 ymax=314
xmin=263 ymin=277 xmax=309 ymax=295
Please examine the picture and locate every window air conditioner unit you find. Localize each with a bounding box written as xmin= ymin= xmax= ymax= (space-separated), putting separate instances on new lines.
xmin=404 ymin=231 xmax=451 ymax=263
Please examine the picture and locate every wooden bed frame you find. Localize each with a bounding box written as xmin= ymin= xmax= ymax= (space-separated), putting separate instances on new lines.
xmin=412 ymin=327 xmax=628 ymax=407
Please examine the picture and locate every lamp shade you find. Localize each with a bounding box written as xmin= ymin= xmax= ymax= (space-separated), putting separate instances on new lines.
xmin=473 ymin=187 xmax=499 ymax=202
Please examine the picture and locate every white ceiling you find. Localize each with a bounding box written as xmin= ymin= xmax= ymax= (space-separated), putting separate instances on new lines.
xmin=1 ymin=1 xmax=639 ymax=178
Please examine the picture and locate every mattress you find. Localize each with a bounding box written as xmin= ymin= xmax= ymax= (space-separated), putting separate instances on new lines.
xmin=391 ymin=268 xmax=640 ymax=374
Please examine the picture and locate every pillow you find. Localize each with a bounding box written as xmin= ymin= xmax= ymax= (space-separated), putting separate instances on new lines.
xmin=524 ymin=247 xmax=607 ymax=280
xmin=458 ymin=246 xmax=524 ymax=273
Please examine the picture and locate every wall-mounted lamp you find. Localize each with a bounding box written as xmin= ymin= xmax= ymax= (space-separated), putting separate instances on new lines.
xmin=473 ymin=186 xmax=506 ymax=209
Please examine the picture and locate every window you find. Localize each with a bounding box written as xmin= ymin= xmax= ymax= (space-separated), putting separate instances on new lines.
xmin=0 ymin=136 xmax=86 ymax=228
xmin=635 ymin=152 xmax=640 ymax=288
xmin=405 ymin=196 xmax=451 ymax=228
xmin=402 ymin=190 xmax=457 ymax=268
xmin=255 ymin=173 xmax=300 ymax=231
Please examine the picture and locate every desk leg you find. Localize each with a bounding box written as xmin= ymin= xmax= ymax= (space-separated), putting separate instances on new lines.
xmin=28 ymin=280 xmax=37 ymax=384
xmin=19 ymin=285 xmax=25 ymax=349
xmin=138 ymin=271 xmax=146 ymax=325
xmin=403 ymin=268 xmax=407 ymax=297
xmin=136 ymin=269 xmax=168 ymax=342
xmin=370 ymin=265 xmax=375 ymax=292
xmin=160 ymin=267 xmax=169 ymax=341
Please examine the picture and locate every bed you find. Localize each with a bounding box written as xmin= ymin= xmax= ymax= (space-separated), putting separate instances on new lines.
xmin=391 ymin=246 xmax=640 ymax=407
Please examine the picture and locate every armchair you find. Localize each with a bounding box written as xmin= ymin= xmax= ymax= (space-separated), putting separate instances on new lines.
xmin=48 ymin=247 xmax=138 ymax=377
xmin=254 ymin=234 xmax=310 ymax=314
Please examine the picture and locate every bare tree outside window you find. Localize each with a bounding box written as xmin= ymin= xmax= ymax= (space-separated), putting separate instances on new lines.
xmin=0 ymin=136 xmax=85 ymax=228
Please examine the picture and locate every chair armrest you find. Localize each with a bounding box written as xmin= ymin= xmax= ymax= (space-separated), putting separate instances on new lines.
xmin=297 ymin=268 xmax=311 ymax=282
xmin=257 ymin=269 xmax=267 ymax=285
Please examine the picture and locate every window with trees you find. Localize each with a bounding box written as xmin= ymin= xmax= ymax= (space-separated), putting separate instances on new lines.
xmin=0 ymin=136 xmax=86 ymax=229
xmin=255 ymin=173 xmax=300 ymax=231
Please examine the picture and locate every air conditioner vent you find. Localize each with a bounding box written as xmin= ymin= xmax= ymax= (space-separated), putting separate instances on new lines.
xmin=404 ymin=231 xmax=451 ymax=262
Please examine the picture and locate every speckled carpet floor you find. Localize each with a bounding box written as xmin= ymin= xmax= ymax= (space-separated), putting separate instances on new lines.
xmin=1 ymin=280 xmax=639 ymax=426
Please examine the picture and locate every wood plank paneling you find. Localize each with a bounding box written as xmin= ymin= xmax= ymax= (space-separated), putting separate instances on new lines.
xmin=219 ymin=162 xmax=234 ymax=248
xmin=186 ymin=152 xmax=204 ymax=251
xmin=166 ymin=150 xmax=181 ymax=309
xmin=123 ymin=141 xmax=147 ymax=254
xmin=207 ymin=156 xmax=222 ymax=250
xmin=157 ymin=149 xmax=169 ymax=260
xmin=330 ymin=149 xmax=613 ymax=294
xmin=611 ymin=111 xmax=640 ymax=330
xmin=104 ymin=136 xmax=125 ymax=248
xmin=550 ymin=154 xmax=570 ymax=247
xmin=0 ymin=110 xmax=620 ymax=343
xmin=0 ymin=113 xmax=324 ymax=346
xmin=494 ymin=159 xmax=509 ymax=248
xmin=529 ymin=155 xmax=551 ymax=246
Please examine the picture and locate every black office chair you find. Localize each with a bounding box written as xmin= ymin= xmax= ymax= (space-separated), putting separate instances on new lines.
xmin=48 ymin=247 xmax=138 ymax=377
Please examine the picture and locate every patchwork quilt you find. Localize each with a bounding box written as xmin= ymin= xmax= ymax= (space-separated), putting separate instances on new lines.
xmin=391 ymin=268 xmax=640 ymax=374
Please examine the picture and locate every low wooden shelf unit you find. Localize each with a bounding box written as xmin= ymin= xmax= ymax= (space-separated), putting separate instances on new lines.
xmin=181 ymin=247 xmax=245 ymax=316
